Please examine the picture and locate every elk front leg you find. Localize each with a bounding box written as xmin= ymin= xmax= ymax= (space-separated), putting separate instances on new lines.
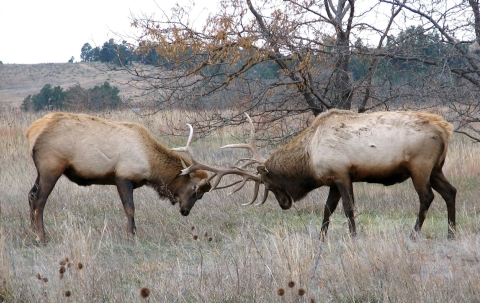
xmin=335 ymin=179 xmax=356 ymax=237
xmin=115 ymin=178 xmax=136 ymax=240
xmin=321 ymin=185 xmax=341 ymax=241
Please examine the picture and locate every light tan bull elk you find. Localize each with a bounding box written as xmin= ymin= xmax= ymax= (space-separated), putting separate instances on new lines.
xmin=26 ymin=112 xmax=212 ymax=244
xmin=181 ymin=110 xmax=457 ymax=239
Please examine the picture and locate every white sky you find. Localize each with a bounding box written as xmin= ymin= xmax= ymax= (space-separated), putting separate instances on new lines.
xmin=0 ymin=0 xmax=214 ymax=64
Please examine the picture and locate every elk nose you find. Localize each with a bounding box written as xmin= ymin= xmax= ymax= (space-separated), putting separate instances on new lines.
xmin=180 ymin=209 xmax=190 ymax=216
xmin=280 ymin=197 xmax=292 ymax=210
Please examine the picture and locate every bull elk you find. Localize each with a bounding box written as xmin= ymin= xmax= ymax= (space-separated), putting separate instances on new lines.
xmin=25 ymin=112 xmax=212 ymax=244
xmin=179 ymin=110 xmax=457 ymax=239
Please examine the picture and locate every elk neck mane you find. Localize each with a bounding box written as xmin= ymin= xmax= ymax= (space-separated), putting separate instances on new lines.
xmin=134 ymin=125 xmax=208 ymax=196
xmin=262 ymin=112 xmax=346 ymax=201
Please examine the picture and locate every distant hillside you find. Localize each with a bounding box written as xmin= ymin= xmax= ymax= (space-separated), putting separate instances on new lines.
xmin=0 ymin=63 xmax=145 ymax=109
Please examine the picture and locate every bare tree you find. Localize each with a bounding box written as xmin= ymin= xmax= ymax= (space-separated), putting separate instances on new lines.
xmin=377 ymin=0 xmax=480 ymax=142
xmin=117 ymin=0 xmax=480 ymax=141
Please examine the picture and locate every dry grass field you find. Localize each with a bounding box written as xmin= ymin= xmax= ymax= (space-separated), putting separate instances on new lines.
xmin=0 ymin=63 xmax=144 ymax=109
xmin=0 ymin=108 xmax=479 ymax=303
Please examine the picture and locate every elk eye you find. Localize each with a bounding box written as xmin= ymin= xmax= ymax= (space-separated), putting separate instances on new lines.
xmin=193 ymin=185 xmax=197 ymax=192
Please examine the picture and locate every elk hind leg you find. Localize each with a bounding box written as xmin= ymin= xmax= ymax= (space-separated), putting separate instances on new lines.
xmin=430 ymin=166 xmax=456 ymax=239
xmin=31 ymin=172 xmax=62 ymax=244
xmin=410 ymin=171 xmax=435 ymax=240
xmin=28 ymin=175 xmax=40 ymax=229
xmin=321 ymin=185 xmax=341 ymax=241
xmin=115 ymin=178 xmax=136 ymax=240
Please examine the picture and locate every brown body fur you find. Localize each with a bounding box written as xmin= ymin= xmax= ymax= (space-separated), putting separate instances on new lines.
xmin=257 ymin=110 xmax=456 ymax=239
xmin=26 ymin=112 xmax=211 ymax=244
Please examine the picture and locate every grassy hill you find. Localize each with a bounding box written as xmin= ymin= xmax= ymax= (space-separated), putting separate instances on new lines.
xmin=0 ymin=62 xmax=144 ymax=109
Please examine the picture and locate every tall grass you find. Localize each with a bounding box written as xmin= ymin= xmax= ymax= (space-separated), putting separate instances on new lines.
xmin=0 ymin=110 xmax=479 ymax=302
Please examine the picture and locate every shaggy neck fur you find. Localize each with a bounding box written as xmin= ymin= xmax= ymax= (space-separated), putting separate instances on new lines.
xmin=264 ymin=122 xmax=322 ymax=201
xmin=264 ymin=110 xmax=358 ymax=201
xmin=140 ymin=128 xmax=199 ymax=198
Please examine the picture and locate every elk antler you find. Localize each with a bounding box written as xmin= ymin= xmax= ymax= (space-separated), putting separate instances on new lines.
xmin=220 ymin=113 xmax=267 ymax=169
xmin=172 ymin=123 xmax=267 ymax=205
xmin=219 ymin=113 xmax=270 ymax=205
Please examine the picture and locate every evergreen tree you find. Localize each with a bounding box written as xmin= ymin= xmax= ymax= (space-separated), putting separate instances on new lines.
xmin=88 ymin=82 xmax=122 ymax=109
xmin=80 ymin=43 xmax=93 ymax=62
xmin=21 ymin=95 xmax=32 ymax=111
xmin=22 ymin=84 xmax=67 ymax=111
xmin=20 ymin=83 xmax=122 ymax=112
xmin=100 ymin=39 xmax=117 ymax=63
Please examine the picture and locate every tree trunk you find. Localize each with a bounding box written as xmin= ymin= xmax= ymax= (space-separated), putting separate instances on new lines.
xmin=469 ymin=0 xmax=480 ymax=45
xmin=333 ymin=32 xmax=352 ymax=110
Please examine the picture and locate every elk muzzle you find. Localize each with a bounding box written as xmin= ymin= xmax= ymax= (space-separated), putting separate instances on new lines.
xmin=273 ymin=190 xmax=293 ymax=209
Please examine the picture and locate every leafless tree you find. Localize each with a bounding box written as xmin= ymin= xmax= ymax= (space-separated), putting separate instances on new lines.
xmin=116 ymin=0 xmax=480 ymax=142
xmin=377 ymin=0 xmax=480 ymax=142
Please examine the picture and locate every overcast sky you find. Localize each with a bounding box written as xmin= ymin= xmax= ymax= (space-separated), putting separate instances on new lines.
xmin=0 ymin=0 xmax=213 ymax=64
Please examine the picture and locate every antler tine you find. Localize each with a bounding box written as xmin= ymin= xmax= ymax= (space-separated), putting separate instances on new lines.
xmin=235 ymin=159 xmax=263 ymax=169
xmin=245 ymin=113 xmax=267 ymax=163
xmin=221 ymin=113 xmax=266 ymax=163
xmin=209 ymin=166 xmax=260 ymax=192
xmin=255 ymin=186 xmax=270 ymax=206
xmin=213 ymin=179 xmax=243 ymax=190
xmin=241 ymin=181 xmax=260 ymax=206
xmin=171 ymin=124 xmax=198 ymax=175
xmin=171 ymin=123 xmax=194 ymax=154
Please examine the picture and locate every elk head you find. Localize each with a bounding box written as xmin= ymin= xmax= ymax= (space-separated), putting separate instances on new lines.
xmin=255 ymin=165 xmax=293 ymax=210
xmin=172 ymin=171 xmax=212 ymax=216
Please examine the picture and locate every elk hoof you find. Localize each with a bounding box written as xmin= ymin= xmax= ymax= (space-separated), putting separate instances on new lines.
xmin=35 ymin=237 xmax=46 ymax=246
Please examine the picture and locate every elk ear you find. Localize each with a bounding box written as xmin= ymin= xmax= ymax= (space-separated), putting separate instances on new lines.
xmin=196 ymin=178 xmax=211 ymax=191
xmin=199 ymin=179 xmax=212 ymax=192
xmin=257 ymin=166 xmax=269 ymax=175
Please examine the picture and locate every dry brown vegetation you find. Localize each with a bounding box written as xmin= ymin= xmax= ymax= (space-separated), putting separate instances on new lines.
xmin=0 ymin=63 xmax=144 ymax=109
xmin=1 ymin=110 xmax=480 ymax=302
